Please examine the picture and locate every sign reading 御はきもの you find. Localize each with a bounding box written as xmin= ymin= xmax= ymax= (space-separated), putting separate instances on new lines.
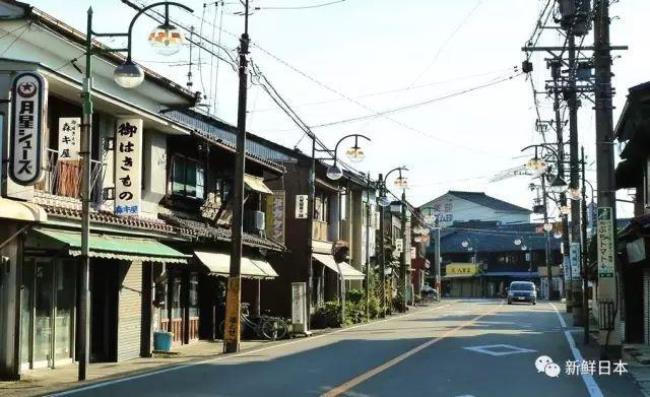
xmin=10 ymin=72 xmax=47 ymax=186
xmin=114 ymin=118 xmax=143 ymax=216
xmin=445 ymin=263 xmax=480 ymax=277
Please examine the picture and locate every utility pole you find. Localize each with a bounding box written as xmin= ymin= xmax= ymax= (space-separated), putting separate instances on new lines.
xmin=378 ymin=174 xmax=386 ymax=318
xmin=550 ymin=60 xmax=571 ymax=310
xmin=580 ymin=147 xmax=590 ymax=344
xmin=434 ymin=224 xmax=441 ymax=300
xmin=541 ymin=177 xmax=554 ymax=300
xmin=400 ymin=190 xmax=408 ymax=312
xmin=593 ymin=0 xmax=621 ymax=360
xmin=568 ymin=31 xmax=584 ymax=326
xmin=224 ymin=0 xmax=249 ymax=354
xmin=78 ymin=7 xmax=94 ymax=381
xmin=365 ymin=176 xmax=372 ymax=321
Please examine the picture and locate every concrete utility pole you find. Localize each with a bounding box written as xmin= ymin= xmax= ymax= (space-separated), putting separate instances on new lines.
xmin=541 ymin=177 xmax=554 ymax=300
xmin=580 ymin=147 xmax=590 ymax=345
xmin=378 ymin=174 xmax=386 ymax=318
xmin=400 ymin=190 xmax=408 ymax=312
xmin=365 ymin=176 xmax=372 ymax=321
xmin=568 ymin=32 xmax=584 ymax=326
xmin=224 ymin=0 xmax=250 ymax=354
xmin=550 ymin=60 xmax=572 ymax=310
xmin=593 ymin=0 xmax=621 ymax=360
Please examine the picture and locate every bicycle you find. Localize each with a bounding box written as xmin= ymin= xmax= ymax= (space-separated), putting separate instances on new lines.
xmin=218 ymin=304 xmax=288 ymax=341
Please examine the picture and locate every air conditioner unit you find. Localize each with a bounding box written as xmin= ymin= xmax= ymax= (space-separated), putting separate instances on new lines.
xmin=245 ymin=210 xmax=265 ymax=233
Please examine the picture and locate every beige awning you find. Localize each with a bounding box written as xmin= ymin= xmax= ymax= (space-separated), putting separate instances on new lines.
xmin=244 ymin=174 xmax=273 ymax=194
xmin=194 ymin=251 xmax=277 ymax=279
xmin=0 ymin=198 xmax=47 ymax=222
xmin=313 ymin=253 xmax=365 ymax=281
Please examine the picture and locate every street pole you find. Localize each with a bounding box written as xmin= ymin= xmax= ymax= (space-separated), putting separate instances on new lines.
xmin=568 ymin=31 xmax=584 ymax=326
xmin=365 ymin=176 xmax=371 ymax=321
xmin=542 ymin=176 xmax=553 ymax=300
xmin=594 ymin=0 xmax=621 ymax=360
xmin=306 ymin=136 xmax=316 ymax=324
xmin=224 ymin=0 xmax=249 ymax=354
xmin=551 ymin=60 xmax=572 ymax=311
xmin=78 ymin=7 xmax=94 ymax=381
xmin=581 ymin=147 xmax=590 ymax=344
xmin=400 ymin=189 xmax=407 ymax=312
xmin=434 ymin=226 xmax=441 ymax=300
xmin=378 ymin=174 xmax=386 ymax=318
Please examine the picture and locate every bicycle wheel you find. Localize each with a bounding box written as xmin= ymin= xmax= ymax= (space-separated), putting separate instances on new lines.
xmin=261 ymin=318 xmax=288 ymax=340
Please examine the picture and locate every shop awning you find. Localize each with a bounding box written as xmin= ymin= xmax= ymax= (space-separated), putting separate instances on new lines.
xmin=194 ymin=251 xmax=277 ymax=279
xmin=312 ymin=253 xmax=365 ymax=281
xmin=0 ymin=198 xmax=47 ymax=222
xmin=244 ymin=174 xmax=273 ymax=194
xmin=32 ymin=228 xmax=189 ymax=264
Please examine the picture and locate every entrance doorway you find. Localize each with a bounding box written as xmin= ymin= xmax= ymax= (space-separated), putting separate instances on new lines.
xmin=90 ymin=260 xmax=118 ymax=362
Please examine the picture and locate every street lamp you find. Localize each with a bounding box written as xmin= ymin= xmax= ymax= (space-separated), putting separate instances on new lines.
xmin=325 ymin=134 xmax=371 ymax=180
xmin=78 ymin=1 xmax=193 ymax=381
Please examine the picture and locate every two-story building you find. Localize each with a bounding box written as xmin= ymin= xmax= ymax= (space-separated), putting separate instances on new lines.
xmin=0 ymin=1 xmax=286 ymax=379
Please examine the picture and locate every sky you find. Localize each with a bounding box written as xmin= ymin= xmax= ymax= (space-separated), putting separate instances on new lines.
xmin=25 ymin=0 xmax=650 ymax=219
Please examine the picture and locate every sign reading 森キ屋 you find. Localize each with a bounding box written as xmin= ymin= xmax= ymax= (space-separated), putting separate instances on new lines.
xmin=58 ymin=117 xmax=81 ymax=160
xmin=10 ymin=72 xmax=47 ymax=186
xmin=597 ymin=207 xmax=615 ymax=278
xmin=114 ymin=118 xmax=143 ymax=216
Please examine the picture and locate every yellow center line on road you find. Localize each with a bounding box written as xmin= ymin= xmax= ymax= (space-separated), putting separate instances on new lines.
xmin=320 ymin=300 xmax=505 ymax=397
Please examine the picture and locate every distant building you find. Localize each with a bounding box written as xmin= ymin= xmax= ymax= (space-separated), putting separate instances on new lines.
xmin=419 ymin=191 xmax=531 ymax=227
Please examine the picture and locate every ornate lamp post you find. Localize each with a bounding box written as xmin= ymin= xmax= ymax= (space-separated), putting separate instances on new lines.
xmin=79 ymin=1 xmax=192 ymax=380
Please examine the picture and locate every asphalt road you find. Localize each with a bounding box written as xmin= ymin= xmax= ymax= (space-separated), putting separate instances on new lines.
xmin=51 ymin=299 xmax=643 ymax=397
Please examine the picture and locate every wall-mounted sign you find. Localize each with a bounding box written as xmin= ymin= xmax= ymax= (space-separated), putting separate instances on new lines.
xmin=114 ymin=118 xmax=143 ymax=216
xmin=10 ymin=72 xmax=47 ymax=185
xmin=445 ymin=263 xmax=479 ymax=277
xmin=410 ymin=246 xmax=416 ymax=260
xmin=395 ymin=238 xmax=404 ymax=253
xmin=597 ymin=207 xmax=615 ymax=278
xmin=58 ymin=117 xmax=81 ymax=160
xmin=267 ymin=191 xmax=286 ymax=243
xmin=295 ymin=194 xmax=308 ymax=219
xmin=569 ymin=242 xmax=581 ymax=280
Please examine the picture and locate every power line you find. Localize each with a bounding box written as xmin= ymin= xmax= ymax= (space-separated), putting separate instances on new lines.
xmin=311 ymin=72 xmax=523 ymax=128
xmin=254 ymin=0 xmax=347 ymax=10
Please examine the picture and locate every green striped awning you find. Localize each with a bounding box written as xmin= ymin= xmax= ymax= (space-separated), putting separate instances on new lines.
xmin=32 ymin=228 xmax=189 ymax=264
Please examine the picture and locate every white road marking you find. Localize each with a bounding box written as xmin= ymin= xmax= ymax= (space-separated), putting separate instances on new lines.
xmin=51 ymin=303 xmax=453 ymax=396
xmin=550 ymin=303 xmax=604 ymax=397
xmin=463 ymin=344 xmax=537 ymax=357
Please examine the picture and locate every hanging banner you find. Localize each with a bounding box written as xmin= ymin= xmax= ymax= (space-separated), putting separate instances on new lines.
xmin=114 ymin=118 xmax=143 ymax=216
xmin=58 ymin=117 xmax=81 ymax=160
xmin=268 ymin=191 xmax=286 ymax=243
xmin=597 ymin=207 xmax=615 ymax=278
xmin=489 ymin=164 xmax=534 ymax=182
xmin=10 ymin=72 xmax=47 ymax=185
xmin=295 ymin=194 xmax=308 ymax=219
xmin=570 ymin=242 xmax=581 ymax=280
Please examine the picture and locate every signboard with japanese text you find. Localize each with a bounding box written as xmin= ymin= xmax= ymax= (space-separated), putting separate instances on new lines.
xmin=10 ymin=72 xmax=47 ymax=185
xmin=267 ymin=191 xmax=286 ymax=243
xmin=295 ymin=194 xmax=308 ymax=219
xmin=291 ymin=282 xmax=308 ymax=333
xmin=114 ymin=118 xmax=143 ymax=216
xmin=597 ymin=207 xmax=615 ymax=278
xmin=445 ymin=263 xmax=479 ymax=277
xmin=570 ymin=242 xmax=581 ymax=280
xmin=58 ymin=117 xmax=81 ymax=160
xmin=563 ymin=256 xmax=571 ymax=283
xmin=395 ymin=238 xmax=404 ymax=253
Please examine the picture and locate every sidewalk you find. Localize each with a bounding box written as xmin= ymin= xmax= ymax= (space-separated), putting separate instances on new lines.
xmin=0 ymin=302 xmax=440 ymax=397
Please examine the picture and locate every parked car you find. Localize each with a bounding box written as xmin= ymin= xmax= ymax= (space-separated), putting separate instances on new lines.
xmin=421 ymin=285 xmax=439 ymax=301
xmin=507 ymin=281 xmax=537 ymax=305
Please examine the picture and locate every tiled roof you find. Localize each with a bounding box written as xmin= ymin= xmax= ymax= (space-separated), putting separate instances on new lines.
xmin=448 ymin=191 xmax=532 ymax=213
xmin=432 ymin=225 xmax=561 ymax=254
xmin=160 ymin=214 xmax=286 ymax=252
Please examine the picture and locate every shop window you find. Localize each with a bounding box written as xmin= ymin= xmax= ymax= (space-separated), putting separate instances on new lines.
xmin=171 ymin=155 xmax=205 ymax=199
xmin=189 ymin=274 xmax=199 ymax=318
xmin=171 ymin=277 xmax=182 ymax=319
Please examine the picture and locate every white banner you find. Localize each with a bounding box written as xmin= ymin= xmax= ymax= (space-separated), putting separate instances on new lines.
xmin=489 ymin=164 xmax=534 ymax=182
xmin=115 ymin=118 xmax=143 ymax=216
xmin=58 ymin=117 xmax=81 ymax=160
xmin=570 ymin=242 xmax=581 ymax=280
xmin=597 ymin=207 xmax=615 ymax=278
xmin=10 ymin=72 xmax=46 ymax=185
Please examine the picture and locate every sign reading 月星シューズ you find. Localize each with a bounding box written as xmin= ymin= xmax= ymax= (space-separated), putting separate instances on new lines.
xmin=10 ymin=72 xmax=47 ymax=185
